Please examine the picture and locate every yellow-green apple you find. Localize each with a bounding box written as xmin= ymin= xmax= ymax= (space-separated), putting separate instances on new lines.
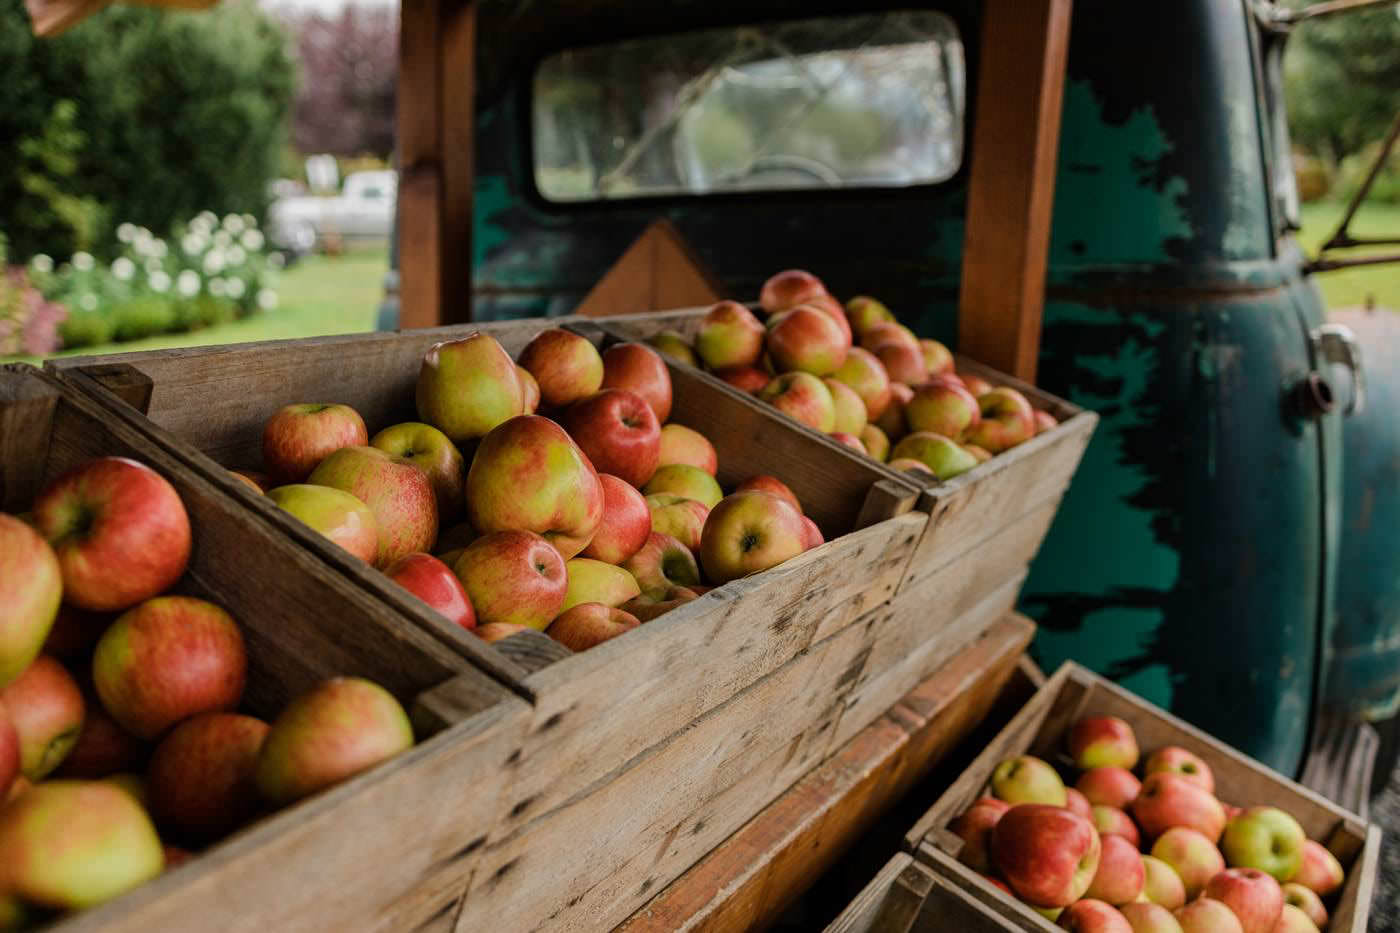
xmin=54 ymin=700 xmax=145 ymax=779
xmin=648 ymin=330 xmax=698 ymax=367
xmin=1078 ymin=767 xmax=1141 ymax=809
xmin=1 ymin=656 xmax=83 ymax=780
xmin=516 ymin=364 xmax=541 ymax=414
xmin=230 ymin=470 xmax=269 ymax=494
xmin=919 ymin=338 xmax=954 ymax=376
xmin=623 ymin=532 xmax=702 ymax=598
xmin=1142 ymin=746 xmax=1214 ymax=792
xmin=602 ymin=341 xmax=673 ymax=422
xmin=964 ymin=444 xmax=993 ymax=463
xmin=1036 ymin=906 xmax=1065 ymax=923
xmin=905 ymin=380 xmax=981 ymax=439
xmin=267 ymin=484 xmax=379 ymax=565
xmin=370 ymin=422 xmax=465 ymax=523
xmin=646 ymin=494 xmax=709 ymax=552
xmin=465 ymin=415 xmax=604 ymax=558
xmin=562 ymin=558 xmax=640 ymax=611
xmin=966 ymin=387 xmax=1036 ymax=453
xmin=875 ymin=382 xmax=912 ymax=440
xmin=1069 ymin=715 xmax=1139 ymax=770
xmin=1291 ymin=840 xmax=1343 ymax=895
xmin=699 ymin=491 xmax=807 ymax=585
xmin=990 ymin=755 xmax=1067 ymax=806
xmin=94 ymin=597 xmax=246 ymax=740
xmin=1204 ymin=868 xmax=1284 ymax=933
xmin=1174 ymin=898 xmax=1243 ymax=933
xmin=696 ymin=300 xmax=765 ymax=369
xmin=453 ymin=530 xmax=567 ymax=630
xmin=767 ymin=306 xmax=849 ymax=376
xmin=261 ymin=403 xmax=368 ymax=486
xmin=832 ymin=346 xmax=893 ymax=421
xmin=563 ymin=389 xmax=661 ymax=488
xmin=1280 ymin=884 xmax=1327 ymax=927
xmin=1151 ymin=827 xmax=1225 ymax=898
xmin=860 ymin=424 xmax=890 ymax=462
xmin=830 ymin=432 xmax=867 ymax=454
xmin=475 ymin=622 xmax=531 ymax=644
xmin=583 ymin=475 xmax=651 ymax=564
xmin=34 ymin=457 xmax=191 ymax=613
xmin=416 ymin=333 xmax=524 ymax=442
xmin=1141 ymin=854 xmax=1187 ymax=909
xmin=823 ymin=378 xmax=868 ymax=435
xmin=1092 ymin=805 xmax=1142 ymax=847
xmin=888 ymin=458 xmax=935 ymax=476
xmin=961 ymin=371 xmax=995 ymax=397
xmin=760 ymin=269 xmax=827 ymax=314
xmin=759 ymin=372 xmax=837 ymax=432
xmin=844 ymin=296 xmax=895 ymax=337
xmin=1060 ymin=900 xmax=1133 ymax=933
xmin=0 ymin=514 xmax=60 ymax=687
xmin=800 ymin=515 xmax=824 ymax=550
xmin=1120 ymin=902 xmax=1185 ymax=933
xmin=622 ymin=586 xmax=700 ymax=622
xmin=657 ymin=423 xmax=719 ymax=475
xmin=146 ymin=712 xmax=268 ymax=844
xmin=890 ymin=432 xmax=979 ymax=480
xmin=546 ymin=603 xmax=640 ymax=652
xmin=991 ymin=804 xmax=1101 ymax=908
xmin=0 ymin=779 xmax=163 ymax=909
xmin=735 ymin=476 xmax=802 ymax=513
xmin=42 ymin=603 xmax=111 ymax=662
xmin=872 ymin=341 xmax=929 ymax=386
xmin=1087 ymin=833 xmax=1146 ymax=905
xmin=255 ymin=677 xmax=413 ymax=806
xmin=1273 ymin=904 xmax=1321 ymax=933
xmin=385 ymin=553 xmax=476 ymax=630
xmin=949 ymin=796 xmax=1010 ymax=874
xmin=308 ymin=446 xmax=437 ymax=568
xmin=644 ymin=463 xmax=723 ymax=509
xmin=1036 ymin=410 xmax=1059 ymax=434
xmin=715 ymin=365 xmax=770 ymax=394
xmin=103 ymin=771 xmax=146 ymax=806
xmin=517 ymin=328 xmax=604 ymax=409
xmin=859 ymin=321 xmax=918 ymax=351
xmin=802 ymin=294 xmax=854 ymax=343
xmin=1133 ymin=772 xmax=1227 ymax=842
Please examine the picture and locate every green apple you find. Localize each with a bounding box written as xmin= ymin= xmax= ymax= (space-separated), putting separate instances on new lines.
xmin=698 ymin=491 xmax=806 ymax=585
xmin=647 ymin=330 xmax=698 ymax=368
xmin=860 ymin=424 xmax=890 ymax=462
xmin=415 ymin=333 xmax=524 ymax=443
xmin=644 ymin=464 xmax=723 ymax=509
xmin=562 ymin=558 xmax=641 ymax=611
xmin=267 ymin=484 xmax=379 ymax=565
xmin=889 ymin=432 xmax=979 ymax=480
xmin=989 ymin=755 xmax=1067 ymax=806
xmin=646 ymin=494 xmax=709 ymax=552
xmin=823 ymin=378 xmax=868 ymax=435
xmin=0 ymin=514 xmax=61 ymax=688
xmin=1222 ymin=807 xmax=1306 ymax=882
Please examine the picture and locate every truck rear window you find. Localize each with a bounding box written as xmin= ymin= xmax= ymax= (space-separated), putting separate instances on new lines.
xmin=532 ymin=11 xmax=964 ymax=203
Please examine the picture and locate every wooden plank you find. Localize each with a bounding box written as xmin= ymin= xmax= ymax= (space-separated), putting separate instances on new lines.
xmin=956 ymin=0 xmax=1074 ymax=382
xmin=439 ymin=0 xmax=476 ymax=326
xmin=397 ymin=0 xmax=444 ymax=329
xmin=823 ymin=854 xmax=928 ymax=933
xmin=575 ymin=221 xmax=725 ymax=319
xmin=616 ymin=616 xmax=1033 ymax=933
xmin=0 ymin=363 xmax=59 ymax=510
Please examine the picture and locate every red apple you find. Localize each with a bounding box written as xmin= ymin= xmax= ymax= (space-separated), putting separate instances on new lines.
xmin=800 ymin=516 xmax=824 ymax=550
xmin=759 ymin=372 xmax=837 ymax=433
xmin=34 ymin=457 xmax=191 ymax=613
xmin=230 ymin=469 xmax=270 ymax=493
xmin=919 ymin=338 xmax=954 ymax=376
xmin=0 ymin=656 xmax=84 ymax=780
xmin=1087 ymin=833 xmax=1147 ymax=905
xmin=146 ymin=712 xmax=269 ymax=843
xmin=802 ymin=294 xmax=854 ymax=344
xmin=699 ymin=491 xmax=807 ymax=585
xmin=416 ymin=333 xmax=524 ymax=442
xmin=966 ymin=387 xmax=1037 ymax=453
xmin=715 ymin=365 xmax=770 ymax=394
xmin=1143 ymin=746 xmax=1214 ymax=792
xmin=860 ymin=424 xmax=890 ymax=461
xmin=844 ymin=296 xmax=895 ymax=336
xmin=54 ymin=698 xmax=146 ymax=779
xmin=1291 ymin=840 xmax=1343 ymax=895
xmin=1064 ymin=787 xmax=1094 ymax=819
xmin=385 ymin=553 xmax=476 ymax=630
xmin=582 ymin=475 xmax=652 ymax=565
xmin=646 ymin=494 xmax=710 ymax=552
xmin=1174 ymin=898 xmax=1244 ymax=933
xmin=871 ymin=340 xmax=929 ymax=386
xmin=518 ymin=328 xmax=605 ymax=409
xmin=267 ymin=484 xmax=379 ymax=565
xmin=1068 ymin=715 xmax=1139 ymax=770
xmin=1060 ymin=900 xmax=1132 ymax=933
xmin=991 ymin=804 xmax=1101 ymax=908
xmin=888 ymin=458 xmax=934 ymax=477
xmin=546 ymin=603 xmax=640 ymax=652
xmin=370 ymin=422 xmax=466 ymax=523
xmin=1133 ymin=772 xmax=1226 ymax=842
xmin=0 ymin=514 xmax=61 ymax=687
xmin=1036 ymin=410 xmax=1060 ymax=434
xmin=254 ymin=677 xmax=413 ymax=806
xmin=93 ymin=596 xmax=246 ymax=740
xmin=644 ymin=463 xmax=724 ymax=509
xmin=1272 ymin=904 xmax=1321 ymax=933
xmin=1205 ymin=868 xmax=1284 ymax=933
xmin=1078 ymin=767 xmax=1142 ymax=809
xmin=475 ymin=622 xmax=532 ymax=644
xmin=657 ymin=423 xmax=719 ymax=476
xmin=875 ymin=381 xmax=913 ymax=441
xmin=261 ymin=403 xmax=368 ymax=485
xmin=1151 ymin=827 xmax=1225 ymax=899
xmin=1120 ymin=902 xmax=1185 ymax=933
xmin=1141 ymin=854 xmax=1187 ymax=909
xmin=767 ymin=306 xmax=849 ymax=376
xmin=760 ymin=269 xmax=827 ymax=314
xmin=830 ymin=432 xmax=867 ymax=454
xmin=563 ymin=389 xmax=661 ymax=488
xmin=950 ymin=796 xmax=1011 ymax=874
xmin=452 ymin=530 xmax=567 ymax=630
xmin=831 ymin=346 xmax=893 ymax=420
xmin=466 ymin=415 xmax=604 ymax=559
xmin=648 ymin=330 xmax=698 ymax=368
xmin=1280 ymin=883 xmax=1327 ymax=928
xmin=623 ymin=532 xmax=702 ymax=598
xmin=1092 ymin=805 xmax=1142 ymax=848
xmin=696 ymin=300 xmax=765 ymax=369
xmin=515 ymin=365 xmax=542 ymax=415
xmin=735 ymin=476 xmax=802 ymax=513
xmin=905 ymin=380 xmax=981 ymax=439
xmin=824 ymin=378 xmax=868 ymax=435
xmin=308 ymin=446 xmax=438 ymax=568
xmin=961 ymin=372 xmax=995 ymax=397
xmin=621 ymin=586 xmax=700 ymax=622
xmin=859 ymin=321 xmax=919 ymax=352
xmin=0 ymin=703 xmax=17 ymax=799
xmin=602 ymin=341 xmax=673 ymax=422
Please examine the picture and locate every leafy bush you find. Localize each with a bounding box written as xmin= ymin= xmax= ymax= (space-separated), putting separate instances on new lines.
xmin=1332 ymin=142 xmax=1400 ymax=206
xmin=57 ymin=310 xmax=116 ymax=350
xmin=109 ymin=296 xmax=177 ymax=342
xmin=0 ymin=235 xmax=67 ymax=356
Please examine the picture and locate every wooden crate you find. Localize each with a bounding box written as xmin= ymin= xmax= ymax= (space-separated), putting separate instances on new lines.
xmin=0 ymin=364 xmax=529 ymax=933
xmin=50 ymin=323 xmax=937 ymax=931
xmin=903 ymin=662 xmax=1382 ymax=933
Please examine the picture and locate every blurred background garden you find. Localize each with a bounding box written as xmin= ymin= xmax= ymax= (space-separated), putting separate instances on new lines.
xmin=1 ymin=0 xmax=1397 ymax=361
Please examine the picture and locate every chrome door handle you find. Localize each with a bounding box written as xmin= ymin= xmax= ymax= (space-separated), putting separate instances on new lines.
xmin=1311 ymin=323 xmax=1366 ymax=416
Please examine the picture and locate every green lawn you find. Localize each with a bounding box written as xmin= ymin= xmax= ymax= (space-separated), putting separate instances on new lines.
xmin=1298 ymin=200 xmax=1400 ymax=311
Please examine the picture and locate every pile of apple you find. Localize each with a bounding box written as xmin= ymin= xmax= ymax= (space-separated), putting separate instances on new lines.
xmin=0 ymin=457 xmax=414 ymax=921
xmin=644 ymin=269 xmax=1058 ymax=480
xmin=244 ymin=328 xmax=824 ymax=654
xmin=949 ymin=715 xmax=1346 ymax=933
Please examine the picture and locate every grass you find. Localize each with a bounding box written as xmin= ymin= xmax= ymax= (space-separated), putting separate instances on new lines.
xmin=1298 ymin=200 xmax=1400 ymax=310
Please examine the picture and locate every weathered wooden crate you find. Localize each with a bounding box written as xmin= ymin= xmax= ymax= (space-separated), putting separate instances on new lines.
xmin=49 ymin=321 xmax=942 ymax=931
xmin=903 ymin=662 xmax=1382 ymax=933
xmin=1 ymin=364 xmax=529 ymax=933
